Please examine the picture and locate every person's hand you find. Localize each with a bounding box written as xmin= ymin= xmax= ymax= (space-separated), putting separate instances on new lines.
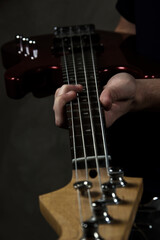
xmin=100 ymin=72 xmax=136 ymax=127
xmin=53 ymin=72 xmax=137 ymax=128
xmin=53 ymin=84 xmax=83 ymax=127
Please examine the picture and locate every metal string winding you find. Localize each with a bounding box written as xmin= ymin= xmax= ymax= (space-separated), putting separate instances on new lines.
xmin=79 ymin=34 xmax=103 ymax=192
xmin=88 ymin=33 xmax=110 ymax=175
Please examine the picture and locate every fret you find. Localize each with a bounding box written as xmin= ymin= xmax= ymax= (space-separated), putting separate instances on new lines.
xmin=70 ymin=144 xmax=105 ymax=159
xmin=67 ymin=116 xmax=102 ymax=128
xmin=69 ymin=133 xmax=104 ymax=148
xmin=68 ymin=125 xmax=104 ymax=135
xmin=67 ymin=108 xmax=101 ymax=117
xmin=67 ymin=109 xmax=104 ymax=126
xmin=66 ymin=101 xmax=99 ymax=110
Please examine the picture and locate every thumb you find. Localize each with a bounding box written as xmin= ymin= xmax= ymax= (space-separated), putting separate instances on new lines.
xmin=100 ymin=87 xmax=113 ymax=111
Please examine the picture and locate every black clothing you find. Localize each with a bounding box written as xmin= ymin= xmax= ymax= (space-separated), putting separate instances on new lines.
xmin=111 ymin=0 xmax=160 ymax=197
xmin=116 ymin=0 xmax=160 ymax=61
xmin=112 ymin=2 xmax=160 ymax=239
xmin=114 ymin=0 xmax=160 ymax=197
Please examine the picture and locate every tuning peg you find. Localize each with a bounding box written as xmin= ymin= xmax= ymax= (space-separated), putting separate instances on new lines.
xmin=108 ymin=167 xmax=127 ymax=188
xmin=92 ymin=199 xmax=113 ymax=224
xmin=73 ymin=180 xmax=92 ymax=196
xmin=101 ymin=182 xmax=121 ymax=204
xmin=81 ymin=220 xmax=103 ymax=240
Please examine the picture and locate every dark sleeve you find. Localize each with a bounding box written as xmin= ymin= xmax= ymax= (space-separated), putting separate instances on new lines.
xmin=116 ymin=0 xmax=135 ymax=23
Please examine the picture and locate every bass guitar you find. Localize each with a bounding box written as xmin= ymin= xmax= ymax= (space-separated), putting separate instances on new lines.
xmin=4 ymin=24 xmax=157 ymax=239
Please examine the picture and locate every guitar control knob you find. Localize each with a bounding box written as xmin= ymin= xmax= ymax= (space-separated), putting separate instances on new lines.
xmin=22 ymin=37 xmax=30 ymax=56
xmin=29 ymin=40 xmax=38 ymax=59
xmin=15 ymin=35 xmax=38 ymax=59
xmin=109 ymin=167 xmax=127 ymax=188
xmin=101 ymin=182 xmax=121 ymax=204
xmin=15 ymin=35 xmax=23 ymax=54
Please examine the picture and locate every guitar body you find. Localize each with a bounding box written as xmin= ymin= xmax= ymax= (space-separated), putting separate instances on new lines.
xmin=2 ymin=30 xmax=160 ymax=99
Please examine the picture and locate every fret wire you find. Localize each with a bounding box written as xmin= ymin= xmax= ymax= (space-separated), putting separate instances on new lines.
xmin=79 ymin=35 xmax=103 ymax=192
xmin=88 ymin=34 xmax=110 ymax=175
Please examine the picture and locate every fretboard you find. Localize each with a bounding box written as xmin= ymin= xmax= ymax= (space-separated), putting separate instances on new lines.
xmin=61 ymin=50 xmax=108 ymax=169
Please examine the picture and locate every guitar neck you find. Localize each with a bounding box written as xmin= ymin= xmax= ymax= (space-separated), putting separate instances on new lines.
xmin=61 ymin=50 xmax=108 ymax=169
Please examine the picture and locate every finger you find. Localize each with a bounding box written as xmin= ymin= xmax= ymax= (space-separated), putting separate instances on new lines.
xmin=55 ymin=84 xmax=83 ymax=97
xmin=54 ymin=90 xmax=78 ymax=127
xmin=100 ymin=87 xmax=112 ymax=111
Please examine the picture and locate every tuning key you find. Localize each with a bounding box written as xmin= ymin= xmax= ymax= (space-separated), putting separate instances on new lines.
xmin=81 ymin=220 xmax=103 ymax=240
xmin=109 ymin=167 xmax=127 ymax=188
xmin=73 ymin=181 xmax=92 ymax=196
xmin=92 ymin=199 xmax=113 ymax=224
xmin=101 ymin=182 xmax=121 ymax=204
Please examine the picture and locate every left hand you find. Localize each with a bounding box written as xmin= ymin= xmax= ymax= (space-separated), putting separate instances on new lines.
xmin=100 ymin=72 xmax=137 ymax=127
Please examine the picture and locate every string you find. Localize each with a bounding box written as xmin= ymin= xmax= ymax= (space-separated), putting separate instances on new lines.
xmin=69 ymin=36 xmax=89 ymax=182
xmin=88 ymin=33 xmax=110 ymax=175
xmin=61 ymin=34 xmax=93 ymax=223
xmin=61 ymin=40 xmax=79 ymax=181
xmin=79 ymin=34 xmax=103 ymax=192
xmin=61 ymin=38 xmax=83 ymax=223
xmin=69 ymin=33 xmax=93 ymax=212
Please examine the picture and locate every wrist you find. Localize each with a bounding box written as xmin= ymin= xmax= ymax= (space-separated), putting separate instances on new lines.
xmin=133 ymin=78 xmax=160 ymax=112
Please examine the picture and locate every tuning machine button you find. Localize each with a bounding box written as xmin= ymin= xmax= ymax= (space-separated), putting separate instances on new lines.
xmin=73 ymin=181 xmax=92 ymax=196
xmin=101 ymin=182 xmax=121 ymax=204
xmin=109 ymin=167 xmax=127 ymax=188
xmin=81 ymin=220 xmax=104 ymax=240
xmin=92 ymin=199 xmax=113 ymax=224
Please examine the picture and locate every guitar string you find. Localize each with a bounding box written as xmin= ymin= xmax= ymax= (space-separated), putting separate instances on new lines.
xmin=69 ymin=33 xmax=93 ymax=214
xmin=61 ymin=38 xmax=83 ymax=224
xmin=88 ymin=33 xmax=110 ymax=175
xmin=61 ymin=35 xmax=94 ymax=223
xmin=79 ymin=34 xmax=102 ymax=192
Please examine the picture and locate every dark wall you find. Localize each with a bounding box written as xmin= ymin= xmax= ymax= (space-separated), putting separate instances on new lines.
xmin=0 ymin=1 xmax=119 ymax=239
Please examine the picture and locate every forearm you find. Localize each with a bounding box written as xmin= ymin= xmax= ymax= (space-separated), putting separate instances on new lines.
xmin=115 ymin=16 xmax=136 ymax=35
xmin=133 ymin=78 xmax=160 ymax=111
